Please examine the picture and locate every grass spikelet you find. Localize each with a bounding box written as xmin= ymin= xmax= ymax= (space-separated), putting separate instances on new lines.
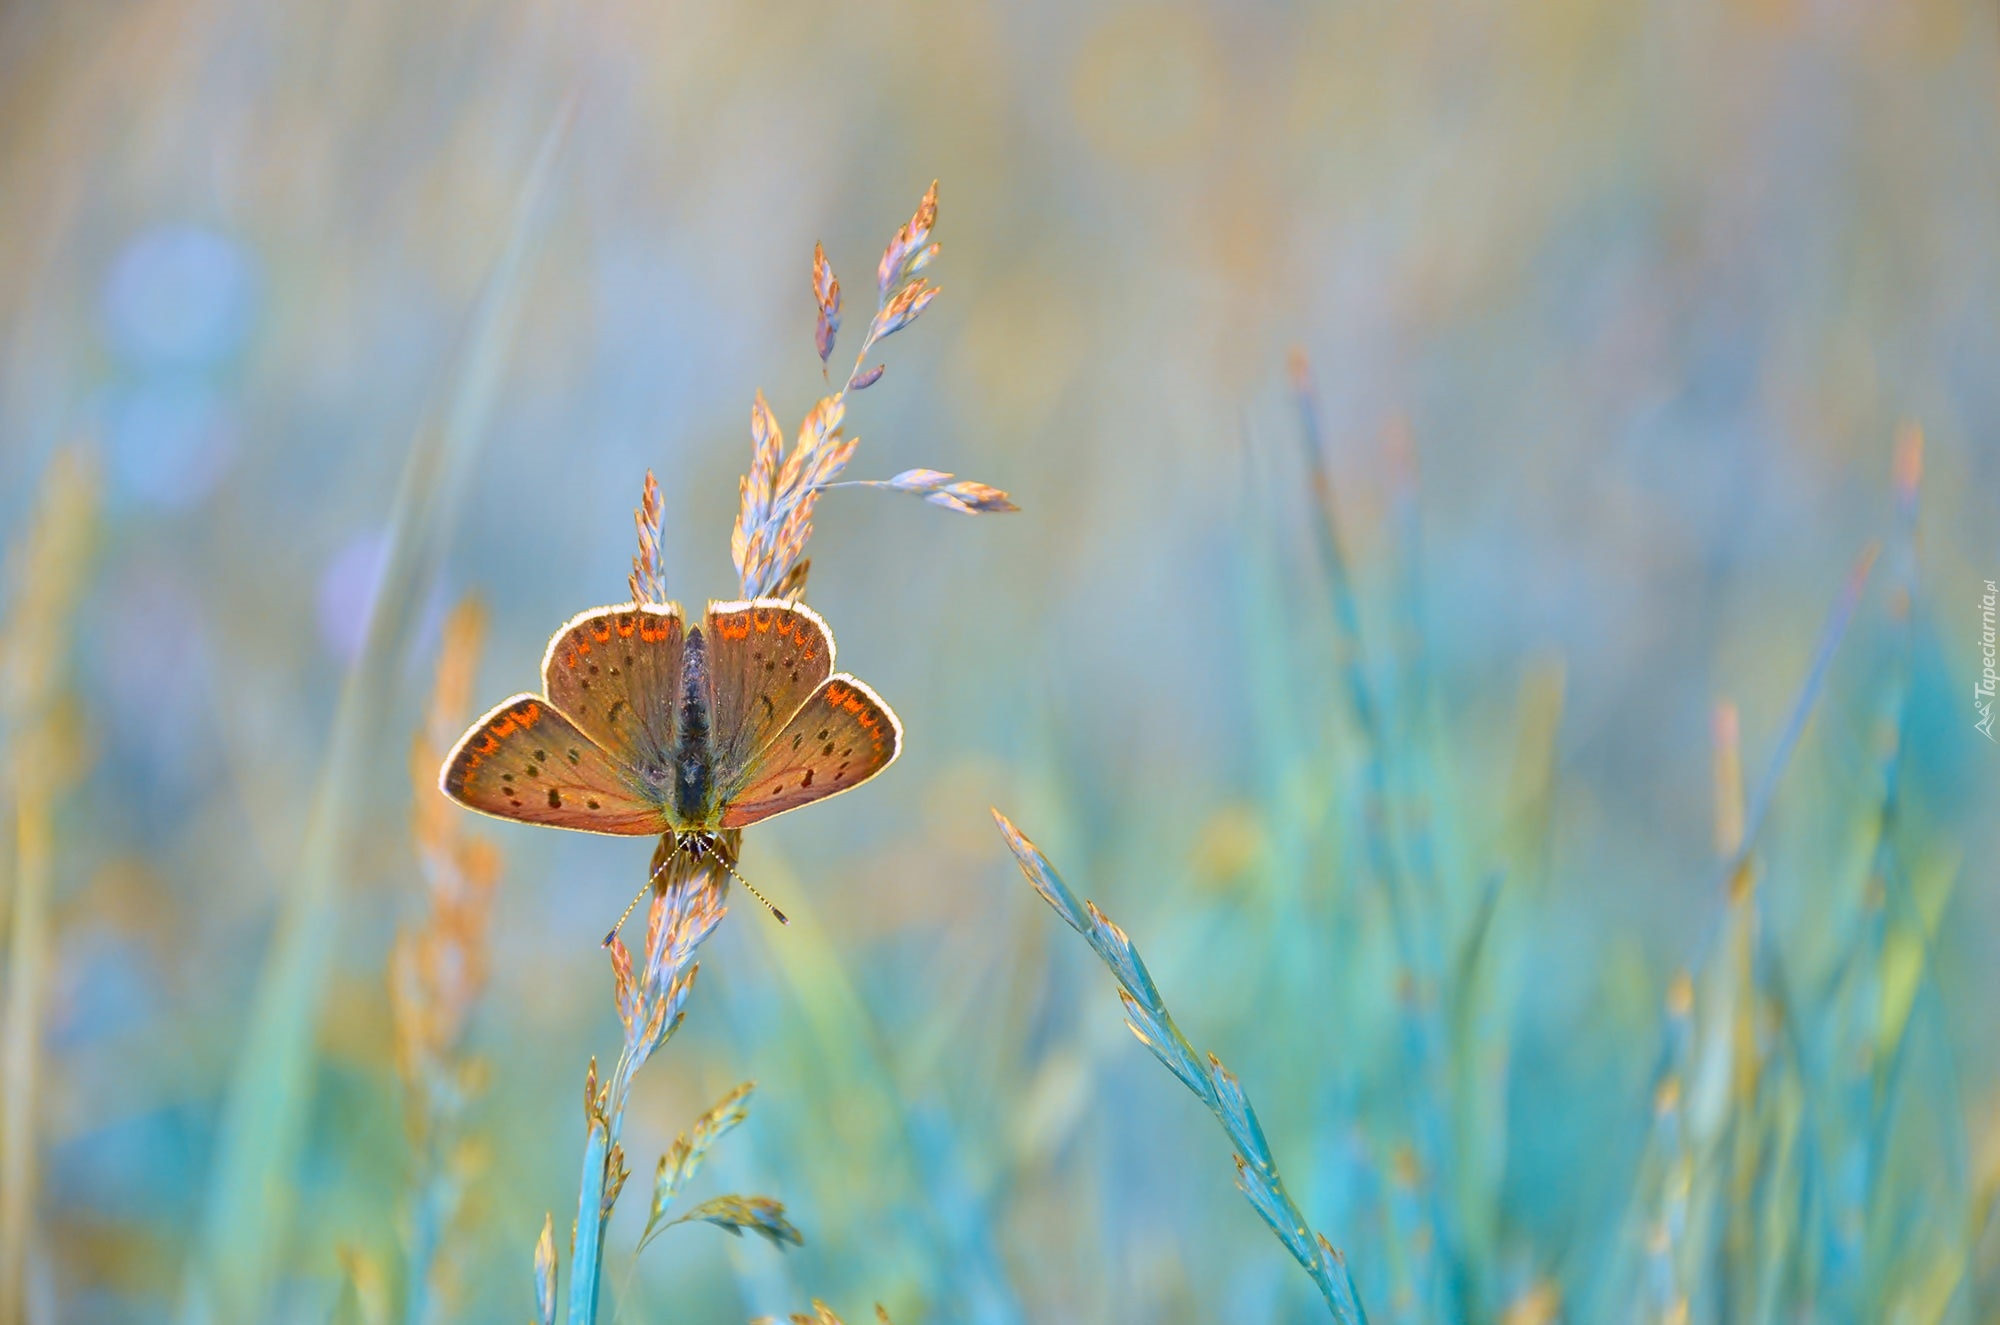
xmin=668 ymin=1195 xmax=802 ymax=1249
xmin=991 ymin=810 xmax=1369 ymax=1324
xmin=876 ymin=181 xmax=936 ymax=297
xmin=629 ymin=472 xmax=667 ymax=608
xmin=640 ymin=1081 xmax=754 ymax=1242
xmin=731 ymin=182 xmax=1014 ymax=600
xmin=852 ymin=469 xmax=1020 ymax=514
xmin=394 ymin=597 xmax=502 ymax=1325
xmin=0 ymin=447 xmax=97 ymax=1325
xmin=812 ymin=242 xmax=841 ymax=369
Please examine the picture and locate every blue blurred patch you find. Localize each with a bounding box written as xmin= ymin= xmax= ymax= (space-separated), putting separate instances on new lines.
xmin=48 ymin=1103 xmax=208 ymax=1224
xmin=316 ymin=528 xmax=390 ymax=664
xmin=97 ymin=378 xmax=238 ymax=510
xmin=101 ymin=226 xmax=256 ymax=370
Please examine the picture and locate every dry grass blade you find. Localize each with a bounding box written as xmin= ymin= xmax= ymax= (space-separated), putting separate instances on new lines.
xmin=395 ymin=597 xmax=501 ymax=1325
xmin=0 ymin=447 xmax=96 ymax=1325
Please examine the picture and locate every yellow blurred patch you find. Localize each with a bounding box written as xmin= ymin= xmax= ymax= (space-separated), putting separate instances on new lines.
xmin=948 ymin=271 xmax=1085 ymax=434
xmin=1071 ymin=10 xmax=1221 ymax=169
xmin=1189 ymin=802 xmax=1263 ymax=891
xmin=1879 ymin=850 xmax=1959 ymax=1054
xmin=1501 ymin=1280 xmax=1561 ymax=1325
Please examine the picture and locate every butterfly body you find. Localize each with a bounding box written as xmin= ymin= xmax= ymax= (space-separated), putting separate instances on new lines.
xmin=441 ymin=598 xmax=901 ymax=836
xmin=671 ymin=627 xmax=716 ymax=823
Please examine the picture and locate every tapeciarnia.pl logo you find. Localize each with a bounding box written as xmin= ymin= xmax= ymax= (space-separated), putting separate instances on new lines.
xmin=1977 ymin=579 xmax=1997 ymax=742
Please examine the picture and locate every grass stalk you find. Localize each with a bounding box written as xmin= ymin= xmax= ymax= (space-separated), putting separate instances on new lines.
xmin=555 ymin=836 xmax=729 ymax=1324
xmin=1288 ymin=351 xmax=1461 ymax=1316
xmin=179 ymin=105 xmax=571 ymax=1325
xmin=536 ymin=182 xmax=1001 ymax=1324
xmin=993 ymin=810 xmax=1369 ymax=1324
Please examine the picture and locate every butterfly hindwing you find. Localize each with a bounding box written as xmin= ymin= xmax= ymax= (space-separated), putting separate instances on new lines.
xmin=701 ymin=598 xmax=836 ymax=790
xmin=541 ymin=603 xmax=683 ymax=785
xmin=718 ymin=674 xmax=902 ymax=829
xmin=441 ymin=694 xmax=667 ymax=836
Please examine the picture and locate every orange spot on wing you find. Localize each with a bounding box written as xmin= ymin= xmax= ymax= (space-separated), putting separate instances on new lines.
xmin=615 ymin=615 xmax=636 ymax=638
xmin=591 ymin=621 xmax=613 ymax=643
xmin=716 ymin=614 xmax=751 ymax=641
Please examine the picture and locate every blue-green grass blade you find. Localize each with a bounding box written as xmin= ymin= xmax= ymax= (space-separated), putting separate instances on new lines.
xmin=177 ymin=102 xmax=573 ymax=1325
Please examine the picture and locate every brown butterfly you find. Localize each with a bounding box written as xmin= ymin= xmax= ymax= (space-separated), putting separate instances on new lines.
xmin=440 ymin=599 xmax=901 ymax=854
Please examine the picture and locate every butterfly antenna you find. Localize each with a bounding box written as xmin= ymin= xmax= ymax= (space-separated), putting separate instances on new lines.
xmin=601 ymin=834 xmax=690 ymax=948
xmin=709 ymin=851 xmax=790 ymax=927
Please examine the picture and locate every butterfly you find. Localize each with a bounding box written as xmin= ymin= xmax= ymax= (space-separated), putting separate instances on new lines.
xmin=439 ymin=598 xmax=902 ymax=844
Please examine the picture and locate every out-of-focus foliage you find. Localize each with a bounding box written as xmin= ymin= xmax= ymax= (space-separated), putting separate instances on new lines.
xmin=0 ymin=0 xmax=1997 ymax=1323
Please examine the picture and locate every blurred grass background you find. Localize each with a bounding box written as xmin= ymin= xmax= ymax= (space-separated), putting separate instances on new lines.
xmin=2 ymin=0 xmax=1999 ymax=1321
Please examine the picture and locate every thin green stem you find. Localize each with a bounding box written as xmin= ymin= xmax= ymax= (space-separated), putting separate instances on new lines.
xmin=994 ymin=810 xmax=1369 ymax=1324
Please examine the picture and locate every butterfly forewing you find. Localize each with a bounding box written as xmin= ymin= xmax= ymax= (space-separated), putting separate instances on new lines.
xmin=441 ymin=694 xmax=668 ymax=835
xmin=718 ymin=674 xmax=901 ymax=828
xmin=702 ymin=598 xmax=836 ymax=790
xmin=541 ymin=603 xmax=683 ymax=786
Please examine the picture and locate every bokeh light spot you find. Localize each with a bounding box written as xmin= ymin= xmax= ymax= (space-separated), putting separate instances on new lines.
xmin=1072 ymin=11 xmax=1222 ymax=168
xmin=318 ymin=530 xmax=390 ymax=664
xmin=102 ymin=224 xmax=256 ymax=369
xmin=101 ymin=379 xmax=238 ymax=509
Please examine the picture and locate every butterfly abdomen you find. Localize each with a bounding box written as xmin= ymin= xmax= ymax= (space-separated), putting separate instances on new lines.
xmin=672 ymin=626 xmax=716 ymax=824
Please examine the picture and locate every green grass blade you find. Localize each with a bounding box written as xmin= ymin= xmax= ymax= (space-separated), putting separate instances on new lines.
xmin=177 ymin=104 xmax=572 ymax=1325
